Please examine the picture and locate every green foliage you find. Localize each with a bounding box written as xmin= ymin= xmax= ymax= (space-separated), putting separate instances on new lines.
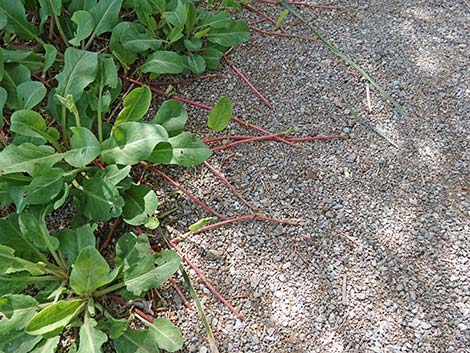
xmin=0 ymin=0 xmax=247 ymax=350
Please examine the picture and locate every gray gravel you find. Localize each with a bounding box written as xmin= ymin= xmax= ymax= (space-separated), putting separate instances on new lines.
xmin=151 ymin=1 xmax=469 ymax=352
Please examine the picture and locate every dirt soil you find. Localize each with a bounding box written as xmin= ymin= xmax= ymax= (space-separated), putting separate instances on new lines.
xmin=147 ymin=1 xmax=469 ymax=352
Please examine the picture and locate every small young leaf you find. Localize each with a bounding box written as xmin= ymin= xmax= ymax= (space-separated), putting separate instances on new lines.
xmin=150 ymin=99 xmax=188 ymax=137
xmin=16 ymin=81 xmax=47 ymax=110
xmin=77 ymin=314 xmax=108 ymax=353
xmin=207 ymin=20 xmax=250 ymax=47
xmin=121 ymin=184 xmax=158 ymax=226
xmin=167 ymin=132 xmax=211 ymax=166
xmin=26 ymin=300 xmax=85 ymax=336
xmin=188 ymin=217 xmax=215 ymax=232
xmin=115 ymin=85 xmax=152 ymax=125
xmin=65 ymin=127 xmax=100 ymax=168
xmin=140 ymin=51 xmax=184 ymax=75
xmin=43 ymin=44 xmax=57 ymax=72
xmin=69 ymin=10 xmax=95 ymax=46
xmin=275 ymin=9 xmax=289 ymax=29
xmin=70 ymin=246 xmax=115 ymax=295
xmin=208 ymin=96 xmax=232 ymax=132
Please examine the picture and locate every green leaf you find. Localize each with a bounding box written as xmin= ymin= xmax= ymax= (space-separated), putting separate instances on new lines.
xmin=0 ymin=143 xmax=63 ymax=175
xmin=89 ymin=0 xmax=123 ymax=36
xmin=70 ymin=247 xmax=115 ymax=295
xmin=1 ymin=49 xmax=43 ymax=72
xmin=65 ymin=127 xmax=100 ymax=168
xmin=38 ymin=0 xmax=62 ymax=27
xmin=207 ymin=20 xmax=250 ymax=46
xmin=140 ymin=51 xmax=184 ymax=75
xmin=0 ymin=294 xmax=38 ymax=334
xmin=16 ymin=81 xmax=46 ymax=110
xmin=202 ymin=11 xmax=230 ymax=29
xmin=10 ymin=110 xmax=57 ymax=144
xmin=77 ymin=314 xmax=108 ymax=353
xmin=26 ymin=300 xmax=85 ymax=336
xmin=147 ymin=142 xmax=173 ymax=164
xmin=55 ymin=224 xmax=96 ymax=265
xmin=188 ymin=217 xmax=215 ymax=232
xmin=118 ymin=22 xmax=161 ymax=53
xmin=0 ymin=273 xmax=32 ymax=297
xmin=0 ymin=214 xmax=44 ymax=262
xmin=208 ymin=96 xmax=232 ymax=132
xmin=0 ymin=87 xmax=7 ymax=121
xmin=115 ymin=85 xmax=152 ymax=125
xmin=43 ymin=44 xmax=57 ymax=72
xmin=167 ymin=26 xmax=183 ymax=43
xmin=18 ymin=205 xmax=60 ymax=252
xmin=95 ymin=164 xmax=131 ymax=185
xmin=141 ymin=317 xmax=183 ymax=352
xmin=114 ymin=328 xmax=161 ymax=353
xmin=150 ymin=99 xmax=187 ymax=137
xmin=183 ymin=38 xmax=202 ymax=51
xmin=1 ymin=63 xmax=30 ymax=109
xmin=100 ymin=122 xmax=168 ymax=165
xmin=0 ymin=331 xmax=42 ymax=353
xmin=30 ymin=336 xmax=60 ymax=353
xmin=69 ymin=0 xmax=97 ymax=12
xmin=69 ymin=10 xmax=95 ymax=46
xmin=0 ymin=0 xmax=40 ymax=41
xmin=121 ymin=184 xmax=157 ymax=226
xmin=73 ymin=176 xmax=124 ymax=222
xmin=202 ymin=47 xmax=223 ymax=70
xmin=0 ymin=245 xmax=46 ymax=276
xmin=275 ymin=9 xmax=289 ymax=29
xmin=167 ymin=132 xmax=211 ymax=166
xmin=56 ymin=48 xmax=98 ymax=102
xmin=115 ymin=233 xmax=153 ymax=272
xmin=163 ymin=1 xmax=186 ymax=28
xmin=124 ymin=249 xmax=180 ymax=295
xmin=185 ymin=55 xmax=206 ymax=75
xmin=12 ymin=168 xmax=65 ymax=212
xmin=0 ymin=12 xmax=6 ymax=30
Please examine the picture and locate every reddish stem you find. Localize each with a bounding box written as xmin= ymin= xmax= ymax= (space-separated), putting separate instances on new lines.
xmin=169 ymin=276 xmax=193 ymax=310
xmin=108 ymin=293 xmax=155 ymax=323
xmin=286 ymin=135 xmax=349 ymax=141
xmin=223 ymin=55 xmax=272 ymax=109
xmin=146 ymin=164 xmax=227 ymax=220
xmin=254 ymin=0 xmax=340 ymax=10
xmin=151 ymin=73 xmax=223 ymax=86
xmin=99 ymin=217 xmax=120 ymax=253
xmin=212 ymin=133 xmax=285 ymax=151
xmin=123 ymin=76 xmax=294 ymax=146
xmin=203 ymin=161 xmax=259 ymax=212
xmin=248 ymin=18 xmax=270 ymax=26
xmin=250 ymin=26 xmax=321 ymax=42
xmin=241 ymin=2 xmax=286 ymax=32
xmin=165 ymin=236 xmax=245 ymax=321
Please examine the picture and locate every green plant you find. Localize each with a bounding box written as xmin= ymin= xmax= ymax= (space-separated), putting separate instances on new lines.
xmin=0 ymin=0 xmax=242 ymax=351
xmin=0 ymin=225 xmax=183 ymax=352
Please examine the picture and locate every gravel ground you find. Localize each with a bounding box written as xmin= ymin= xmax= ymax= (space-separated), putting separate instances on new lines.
xmin=149 ymin=1 xmax=469 ymax=352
